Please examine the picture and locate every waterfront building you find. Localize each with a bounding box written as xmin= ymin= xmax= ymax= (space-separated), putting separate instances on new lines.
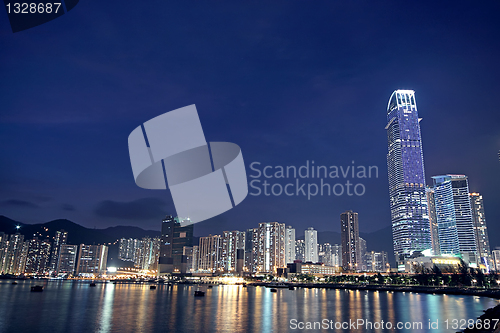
xmin=386 ymin=90 xmax=432 ymax=268
xmin=198 ymin=234 xmax=222 ymax=273
xmin=48 ymin=230 xmax=67 ymax=272
xmin=244 ymin=228 xmax=258 ymax=273
xmin=57 ymin=244 xmax=78 ymax=275
xmin=119 ymin=238 xmax=142 ymax=262
xmin=158 ymin=215 xmax=194 ymax=274
xmin=304 ymin=227 xmax=318 ymax=263
xmin=76 ymin=244 xmax=108 ymax=276
xmin=1 ymin=233 xmax=28 ymax=275
xmin=255 ymin=222 xmax=285 ymax=273
xmin=221 ymin=231 xmax=245 ymax=272
xmin=287 ymin=261 xmax=339 ymax=276
xmin=341 ymin=210 xmax=360 ymax=271
xmin=432 ymin=175 xmax=460 ymax=255
xmin=331 ymin=244 xmax=342 ymax=267
xmin=366 ymin=251 xmax=389 ymax=272
xmin=25 ymin=237 xmax=51 ymax=275
xmin=426 ymin=187 xmax=441 ymax=255
xmin=284 ymin=226 xmax=296 ymax=264
xmin=359 ymin=237 xmax=367 ymax=271
xmin=492 ymin=250 xmax=500 ymax=272
xmin=470 ymin=193 xmax=491 ymax=265
xmin=134 ymin=237 xmax=161 ymax=271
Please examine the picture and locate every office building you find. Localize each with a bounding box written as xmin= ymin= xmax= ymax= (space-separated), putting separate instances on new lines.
xmin=158 ymin=215 xmax=194 ymax=274
xmin=284 ymin=226 xmax=296 ymax=264
xmin=57 ymin=244 xmax=78 ymax=275
xmin=341 ymin=210 xmax=360 ymax=271
xmin=470 ymin=193 xmax=491 ymax=265
xmin=304 ymin=227 xmax=318 ymax=263
xmin=432 ymin=175 xmax=460 ymax=255
xmin=76 ymin=244 xmax=108 ymax=276
xmin=386 ymin=90 xmax=432 ymax=267
xmin=48 ymin=230 xmax=67 ymax=272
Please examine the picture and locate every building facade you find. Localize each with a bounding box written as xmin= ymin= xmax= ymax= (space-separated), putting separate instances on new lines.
xmin=76 ymin=244 xmax=108 ymax=276
xmin=57 ymin=244 xmax=78 ymax=275
xmin=341 ymin=210 xmax=360 ymax=271
xmin=470 ymin=192 xmax=491 ymax=265
xmin=284 ymin=226 xmax=296 ymax=265
xmin=386 ymin=90 xmax=431 ymax=267
xmin=304 ymin=227 xmax=318 ymax=263
xmin=158 ymin=215 xmax=194 ymax=274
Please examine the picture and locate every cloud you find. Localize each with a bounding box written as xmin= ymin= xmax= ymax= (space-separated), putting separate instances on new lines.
xmin=94 ymin=197 xmax=171 ymax=220
xmin=61 ymin=203 xmax=76 ymax=211
xmin=0 ymin=199 xmax=39 ymax=208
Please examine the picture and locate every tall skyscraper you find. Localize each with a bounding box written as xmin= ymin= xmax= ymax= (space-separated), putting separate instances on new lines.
xmin=304 ymin=227 xmax=318 ymax=263
xmin=2 ymin=233 xmax=28 ymax=275
xmin=158 ymin=215 xmax=194 ymax=274
xmin=119 ymin=238 xmax=142 ymax=262
xmin=492 ymin=250 xmax=500 ymax=272
xmin=470 ymin=193 xmax=491 ymax=265
xmin=386 ymin=90 xmax=431 ymax=267
xmin=432 ymin=175 xmax=478 ymax=263
xmin=256 ymin=222 xmax=285 ymax=273
xmin=331 ymin=244 xmax=342 ymax=267
xmin=244 ymin=228 xmax=258 ymax=273
xmin=341 ymin=210 xmax=360 ymax=272
xmin=284 ymin=226 xmax=296 ymax=264
xmin=426 ymin=187 xmax=441 ymax=255
xmin=48 ymin=230 xmax=67 ymax=272
xmin=358 ymin=237 xmax=367 ymax=271
xmin=450 ymin=175 xmax=477 ymax=262
xmin=134 ymin=237 xmax=161 ymax=271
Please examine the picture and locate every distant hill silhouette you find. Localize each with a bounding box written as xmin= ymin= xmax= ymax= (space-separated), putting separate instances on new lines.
xmin=0 ymin=215 xmax=160 ymax=245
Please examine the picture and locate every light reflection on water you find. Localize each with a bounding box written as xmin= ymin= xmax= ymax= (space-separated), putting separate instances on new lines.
xmin=0 ymin=281 xmax=497 ymax=333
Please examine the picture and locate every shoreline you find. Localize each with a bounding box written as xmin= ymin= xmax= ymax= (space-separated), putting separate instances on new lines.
xmin=251 ymin=282 xmax=500 ymax=299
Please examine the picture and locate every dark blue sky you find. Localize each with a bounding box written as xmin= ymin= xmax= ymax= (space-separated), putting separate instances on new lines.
xmin=1 ymin=1 xmax=499 ymax=248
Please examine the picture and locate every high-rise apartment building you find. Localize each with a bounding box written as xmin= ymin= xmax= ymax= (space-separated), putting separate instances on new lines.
xmin=221 ymin=231 xmax=245 ymax=272
xmin=470 ymin=193 xmax=491 ymax=265
xmin=134 ymin=237 xmax=161 ymax=271
xmin=158 ymin=215 xmax=194 ymax=274
xmin=57 ymin=244 xmax=78 ymax=275
xmin=76 ymin=244 xmax=108 ymax=276
xmin=2 ymin=233 xmax=28 ymax=275
xmin=366 ymin=251 xmax=389 ymax=272
xmin=492 ymin=250 xmax=500 ymax=272
xmin=119 ymin=238 xmax=142 ymax=262
xmin=304 ymin=227 xmax=318 ymax=263
xmin=255 ymin=222 xmax=285 ymax=273
xmin=244 ymin=228 xmax=258 ymax=273
xmin=341 ymin=210 xmax=360 ymax=271
xmin=284 ymin=226 xmax=296 ymax=264
xmin=198 ymin=234 xmax=222 ymax=272
xmin=48 ymin=230 xmax=67 ymax=272
xmin=386 ymin=90 xmax=431 ymax=267
xmin=359 ymin=237 xmax=367 ymax=271
xmin=331 ymin=244 xmax=342 ymax=267
xmin=25 ymin=237 xmax=51 ymax=275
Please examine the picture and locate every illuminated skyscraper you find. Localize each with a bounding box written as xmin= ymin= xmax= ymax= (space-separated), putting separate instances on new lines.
xmin=256 ymin=222 xmax=285 ymax=273
xmin=284 ymin=226 xmax=296 ymax=264
xmin=432 ymin=175 xmax=460 ymax=255
xmin=386 ymin=90 xmax=431 ymax=267
xmin=426 ymin=187 xmax=441 ymax=255
xmin=25 ymin=237 xmax=51 ymax=275
xmin=57 ymin=244 xmax=78 ymax=275
xmin=470 ymin=192 xmax=491 ymax=265
xmin=341 ymin=210 xmax=360 ymax=271
xmin=221 ymin=230 xmax=245 ymax=272
xmin=76 ymin=244 xmax=108 ymax=276
xmin=304 ymin=227 xmax=318 ymax=263
xmin=158 ymin=215 xmax=194 ymax=274
xmin=197 ymin=234 xmax=222 ymax=272
xmin=48 ymin=230 xmax=67 ymax=272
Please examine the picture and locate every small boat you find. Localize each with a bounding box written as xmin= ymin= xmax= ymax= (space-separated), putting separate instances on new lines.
xmin=11 ymin=281 xmax=18 ymax=285
xmin=207 ymin=285 xmax=213 ymax=289
xmin=31 ymin=285 xmax=43 ymax=292
xmin=270 ymin=288 xmax=278 ymax=292
xmin=150 ymin=285 xmax=157 ymax=290
xmin=194 ymin=290 xmax=205 ymax=296
xmin=90 ymin=282 xmax=97 ymax=287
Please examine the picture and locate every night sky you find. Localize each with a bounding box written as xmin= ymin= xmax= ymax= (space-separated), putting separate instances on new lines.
xmin=1 ymin=1 xmax=499 ymax=248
